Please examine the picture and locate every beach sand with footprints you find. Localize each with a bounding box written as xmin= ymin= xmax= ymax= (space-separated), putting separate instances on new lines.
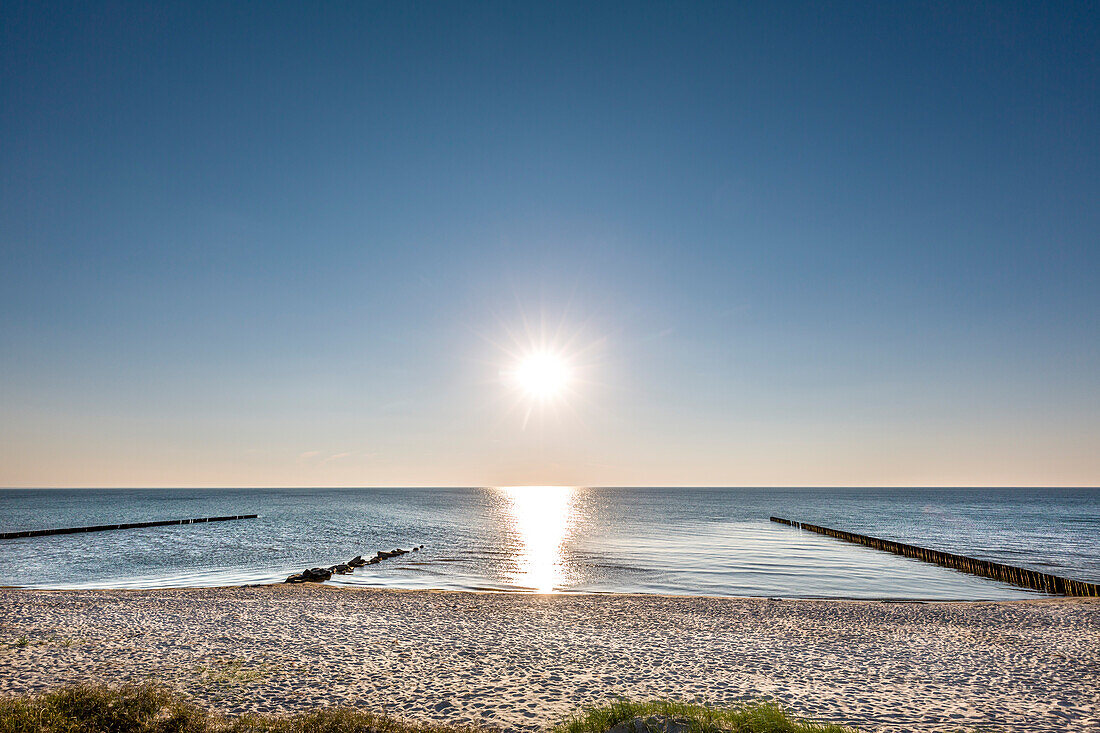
xmin=0 ymin=585 xmax=1097 ymax=731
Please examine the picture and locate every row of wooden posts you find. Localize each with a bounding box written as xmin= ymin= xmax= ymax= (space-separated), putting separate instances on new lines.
xmin=0 ymin=515 xmax=259 ymax=540
xmin=770 ymin=516 xmax=1100 ymax=597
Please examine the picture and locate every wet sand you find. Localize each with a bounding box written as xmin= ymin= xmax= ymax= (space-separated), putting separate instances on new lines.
xmin=0 ymin=586 xmax=1096 ymax=731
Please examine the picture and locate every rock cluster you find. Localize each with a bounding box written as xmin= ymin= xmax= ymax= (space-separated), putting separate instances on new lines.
xmin=284 ymin=567 xmax=332 ymax=583
xmin=284 ymin=545 xmax=422 ymax=583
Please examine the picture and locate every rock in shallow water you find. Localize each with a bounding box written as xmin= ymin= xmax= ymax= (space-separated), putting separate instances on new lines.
xmin=284 ymin=567 xmax=333 ymax=584
xmin=284 ymin=545 xmax=419 ymax=582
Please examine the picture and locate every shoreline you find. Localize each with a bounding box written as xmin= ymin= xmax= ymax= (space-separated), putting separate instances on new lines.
xmin=0 ymin=581 xmax=1081 ymax=604
xmin=2 ymin=585 xmax=1097 ymax=731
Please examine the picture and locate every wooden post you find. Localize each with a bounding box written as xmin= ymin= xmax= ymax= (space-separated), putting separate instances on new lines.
xmin=769 ymin=516 xmax=1099 ymax=597
xmin=0 ymin=515 xmax=259 ymax=540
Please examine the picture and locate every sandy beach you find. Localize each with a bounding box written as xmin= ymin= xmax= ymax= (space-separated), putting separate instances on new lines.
xmin=0 ymin=586 xmax=1096 ymax=732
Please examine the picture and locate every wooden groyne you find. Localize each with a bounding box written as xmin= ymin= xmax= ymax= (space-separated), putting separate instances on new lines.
xmin=0 ymin=515 xmax=258 ymax=540
xmin=770 ymin=516 xmax=1100 ymax=597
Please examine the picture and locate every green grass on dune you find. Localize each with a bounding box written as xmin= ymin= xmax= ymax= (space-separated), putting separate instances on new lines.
xmin=555 ymin=698 xmax=854 ymax=733
xmin=0 ymin=683 xmax=860 ymax=733
xmin=0 ymin=684 xmax=476 ymax=733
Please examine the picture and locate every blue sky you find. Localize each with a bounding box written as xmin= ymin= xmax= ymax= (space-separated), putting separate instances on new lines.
xmin=2 ymin=1 xmax=1098 ymax=486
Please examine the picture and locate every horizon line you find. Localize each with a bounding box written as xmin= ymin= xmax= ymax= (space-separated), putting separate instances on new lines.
xmin=2 ymin=484 xmax=1097 ymax=490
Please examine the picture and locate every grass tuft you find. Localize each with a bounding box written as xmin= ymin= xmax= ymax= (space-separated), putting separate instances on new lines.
xmin=231 ymin=707 xmax=484 ymax=732
xmin=554 ymin=699 xmax=855 ymax=733
xmin=0 ymin=683 xmax=212 ymax=732
xmin=3 ymin=634 xmax=80 ymax=650
xmin=0 ymin=683 xmax=481 ymax=733
xmin=197 ymin=658 xmax=277 ymax=685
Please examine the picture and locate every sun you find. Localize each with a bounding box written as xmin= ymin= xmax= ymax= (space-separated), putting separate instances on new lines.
xmin=511 ymin=351 xmax=571 ymax=401
xmin=486 ymin=308 xmax=601 ymax=423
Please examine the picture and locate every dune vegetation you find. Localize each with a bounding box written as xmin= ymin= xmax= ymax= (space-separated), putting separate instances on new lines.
xmin=0 ymin=683 xmax=858 ymax=733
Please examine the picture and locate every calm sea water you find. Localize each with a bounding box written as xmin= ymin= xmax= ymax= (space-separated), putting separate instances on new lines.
xmin=1 ymin=487 xmax=1097 ymax=600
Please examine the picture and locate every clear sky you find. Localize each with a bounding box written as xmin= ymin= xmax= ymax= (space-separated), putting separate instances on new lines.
xmin=2 ymin=1 xmax=1098 ymax=487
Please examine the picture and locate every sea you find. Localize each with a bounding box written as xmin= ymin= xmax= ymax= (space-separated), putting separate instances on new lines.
xmin=1 ymin=487 xmax=1097 ymax=600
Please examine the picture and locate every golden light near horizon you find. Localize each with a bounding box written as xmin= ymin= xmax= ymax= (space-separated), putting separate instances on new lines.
xmin=511 ymin=351 xmax=571 ymax=401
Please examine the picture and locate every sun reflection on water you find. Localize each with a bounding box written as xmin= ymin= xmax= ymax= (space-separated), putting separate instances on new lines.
xmin=500 ymin=486 xmax=576 ymax=592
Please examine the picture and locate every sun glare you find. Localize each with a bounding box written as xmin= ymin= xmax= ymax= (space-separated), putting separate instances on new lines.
xmin=501 ymin=486 xmax=576 ymax=592
xmin=488 ymin=309 xmax=601 ymax=425
xmin=512 ymin=351 xmax=571 ymax=400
